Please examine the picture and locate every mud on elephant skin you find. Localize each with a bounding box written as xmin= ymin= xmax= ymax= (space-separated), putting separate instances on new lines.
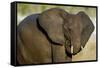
xmin=17 ymin=8 xmax=94 ymax=64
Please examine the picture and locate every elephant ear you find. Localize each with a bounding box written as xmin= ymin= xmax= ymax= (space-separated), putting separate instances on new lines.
xmin=78 ymin=11 xmax=94 ymax=48
xmin=38 ymin=9 xmax=67 ymax=44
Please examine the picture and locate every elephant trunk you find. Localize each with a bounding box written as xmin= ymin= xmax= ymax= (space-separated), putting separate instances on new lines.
xmin=72 ymin=39 xmax=81 ymax=55
xmin=65 ymin=36 xmax=82 ymax=55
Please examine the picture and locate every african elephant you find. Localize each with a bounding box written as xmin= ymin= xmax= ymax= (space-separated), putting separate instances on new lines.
xmin=17 ymin=8 xmax=94 ymax=65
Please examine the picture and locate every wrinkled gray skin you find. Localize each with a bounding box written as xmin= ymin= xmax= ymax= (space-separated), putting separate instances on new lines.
xmin=17 ymin=8 xmax=94 ymax=64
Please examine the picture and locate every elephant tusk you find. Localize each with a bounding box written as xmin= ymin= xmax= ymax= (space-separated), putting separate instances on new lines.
xmin=71 ymin=45 xmax=84 ymax=55
xmin=81 ymin=45 xmax=84 ymax=50
xmin=71 ymin=46 xmax=73 ymax=54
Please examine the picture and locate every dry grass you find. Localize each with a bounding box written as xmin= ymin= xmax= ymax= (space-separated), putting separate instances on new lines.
xmin=72 ymin=34 xmax=96 ymax=61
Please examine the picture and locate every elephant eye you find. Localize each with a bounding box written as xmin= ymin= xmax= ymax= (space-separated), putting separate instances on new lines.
xmin=68 ymin=28 xmax=71 ymax=31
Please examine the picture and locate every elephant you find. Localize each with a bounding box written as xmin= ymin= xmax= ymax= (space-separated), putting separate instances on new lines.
xmin=17 ymin=8 xmax=94 ymax=65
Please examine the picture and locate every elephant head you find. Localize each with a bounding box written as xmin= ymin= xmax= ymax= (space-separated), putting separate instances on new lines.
xmin=64 ymin=11 xmax=94 ymax=55
xmin=38 ymin=8 xmax=94 ymax=55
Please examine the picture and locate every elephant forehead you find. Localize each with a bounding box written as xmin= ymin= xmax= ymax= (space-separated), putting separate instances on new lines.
xmin=68 ymin=15 xmax=82 ymax=29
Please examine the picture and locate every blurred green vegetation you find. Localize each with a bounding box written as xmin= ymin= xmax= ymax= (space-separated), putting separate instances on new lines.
xmin=17 ymin=3 xmax=96 ymax=24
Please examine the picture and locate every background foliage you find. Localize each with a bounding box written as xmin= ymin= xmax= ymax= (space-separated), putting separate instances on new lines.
xmin=17 ymin=3 xmax=96 ymax=24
